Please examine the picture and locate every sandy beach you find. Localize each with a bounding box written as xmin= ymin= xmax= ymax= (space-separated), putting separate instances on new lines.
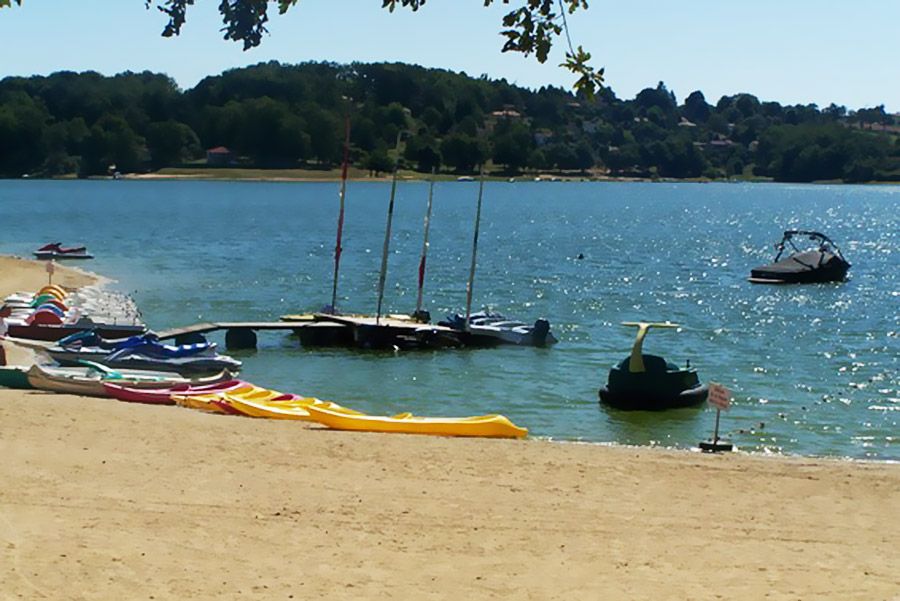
xmin=0 ymin=255 xmax=99 ymax=294
xmin=1 ymin=257 xmax=898 ymax=600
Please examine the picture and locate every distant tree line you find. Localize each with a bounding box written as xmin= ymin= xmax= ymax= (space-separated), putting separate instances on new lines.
xmin=0 ymin=61 xmax=898 ymax=182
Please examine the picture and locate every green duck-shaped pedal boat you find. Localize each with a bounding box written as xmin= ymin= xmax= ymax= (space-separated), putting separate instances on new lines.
xmin=599 ymin=322 xmax=708 ymax=410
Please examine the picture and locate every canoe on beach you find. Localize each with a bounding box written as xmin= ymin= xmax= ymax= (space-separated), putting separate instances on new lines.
xmin=220 ymin=394 xmax=363 ymax=420
xmin=171 ymin=384 xmax=301 ymax=413
xmin=25 ymin=363 xmax=234 ymax=397
xmin=102 ymin=378 xmax=245 ymax=405
xmin=304 ymin=405 xmax=529 ymax=439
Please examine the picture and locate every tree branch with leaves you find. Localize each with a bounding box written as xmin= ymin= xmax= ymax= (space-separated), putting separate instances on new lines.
xmin=2 ymin=0 xmax=604 ymax=96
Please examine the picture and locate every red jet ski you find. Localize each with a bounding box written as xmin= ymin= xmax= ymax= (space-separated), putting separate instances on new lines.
xmin=33 ymin=242 xmax=94 ymax=260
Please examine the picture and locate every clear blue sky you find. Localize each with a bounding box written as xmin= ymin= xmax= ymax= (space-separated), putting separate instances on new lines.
xmin=1 ymin=0 xmax=897 ymax=112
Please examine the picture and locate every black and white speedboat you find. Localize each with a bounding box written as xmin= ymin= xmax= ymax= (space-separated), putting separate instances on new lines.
xmin=749 ymin=230 xmax=850 ymax=284
xmin=439 ymin=311 xmax=557 ymax=347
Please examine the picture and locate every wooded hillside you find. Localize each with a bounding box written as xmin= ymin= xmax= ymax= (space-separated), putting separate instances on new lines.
xmin=1 ymin=61 xmax=898 ymax=182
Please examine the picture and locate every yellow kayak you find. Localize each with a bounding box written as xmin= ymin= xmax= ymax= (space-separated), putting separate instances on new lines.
xmin=222 ymin=395 xmax=364 ymax=421
xmin=173 ymin=385 xmax=322 ymax=414
xmin=38 ymin=284 xmax=67 ymax=299
xmin=172 ymin=384 xmax=280 ymax=413
xmin=304 ymin=405 xmax=528 ymax=439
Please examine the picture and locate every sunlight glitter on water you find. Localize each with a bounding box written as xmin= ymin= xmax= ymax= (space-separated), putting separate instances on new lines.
xmin=1 ymin=180 xmax=897 ymax=458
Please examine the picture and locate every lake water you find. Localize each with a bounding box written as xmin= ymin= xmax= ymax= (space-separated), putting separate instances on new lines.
xmin=1 ymin=179 xmax=897 ymax=459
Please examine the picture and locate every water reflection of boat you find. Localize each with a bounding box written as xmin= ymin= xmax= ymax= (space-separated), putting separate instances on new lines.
xmin=599 ymin=322 xmax=708 ymax=411
xmin=749 ymin=230 xmax=850 ymax=284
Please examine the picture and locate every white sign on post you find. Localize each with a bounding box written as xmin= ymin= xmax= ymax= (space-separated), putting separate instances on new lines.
xmin=707 ymin=383 xmax=731 ymax=411
xmin=45 ymin=260 xmax=55 ymax=285
xmin=708 ymin=382 xmax=731 ymax=411
xmin=700 ymin=382 xmax=734 ymax=452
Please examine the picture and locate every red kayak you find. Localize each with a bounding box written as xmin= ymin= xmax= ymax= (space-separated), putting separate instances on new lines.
xmin=102 ymin=379 xmax=246 ymax=405
xmin=210 ymin=392 xmax=303 ymax=416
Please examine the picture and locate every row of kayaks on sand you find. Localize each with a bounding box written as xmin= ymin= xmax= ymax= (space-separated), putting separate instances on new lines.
xmin=0 ymin=285 xmax=528 ymax=439
xmin=0 ymin=363 xmax=528 ymax=439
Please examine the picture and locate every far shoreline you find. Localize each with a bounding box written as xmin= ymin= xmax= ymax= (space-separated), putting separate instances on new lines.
xmin=8 ymin=168 xmax=899 ymax=185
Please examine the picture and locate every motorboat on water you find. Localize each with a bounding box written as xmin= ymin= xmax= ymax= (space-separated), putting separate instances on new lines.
xmin=33 ymin=242 xmax=94 ymax=260
xmin=749 ymin=230 xmax=850 ymax=284
xmin=438 ymin=311 xmax=557 ymax=347
xmin=599 ymin=322 xmax=708 ymax=410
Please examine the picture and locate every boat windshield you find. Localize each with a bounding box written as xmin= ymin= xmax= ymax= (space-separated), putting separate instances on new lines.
xmin=774 ymin=230 xmax=846 ymax=262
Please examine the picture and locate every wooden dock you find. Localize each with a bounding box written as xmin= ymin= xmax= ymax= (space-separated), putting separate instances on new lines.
xmin=155 ymin=319 xmax=346 ymax=349
xmin=310 ymin=313 xmax=462 ymax=349
xmin=156 ymin=321 xmax=311 ymax=340
xmin=154 ymin=313 xmax=464 ymax=350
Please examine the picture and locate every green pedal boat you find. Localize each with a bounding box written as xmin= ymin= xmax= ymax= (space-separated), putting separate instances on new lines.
xmin=599 ymin=322 xmax=708 ymax=411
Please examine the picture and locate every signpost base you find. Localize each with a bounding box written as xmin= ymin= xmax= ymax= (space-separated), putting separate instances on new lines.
xmin=699 ymin=440 xmax=734 ymax=453
xmin=702 ymin=384 xmax=734 ymax=453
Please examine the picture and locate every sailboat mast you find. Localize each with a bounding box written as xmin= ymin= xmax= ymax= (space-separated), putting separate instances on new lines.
xmin=330 ymin=114 xmax=351 ymax=314
xmin=464 ymin=167 xmax=485 ymax=330
xmin=375 ymin=137 xmax=403 ymax=325
xmin=415 ymin=170 xmax=436 ymax=317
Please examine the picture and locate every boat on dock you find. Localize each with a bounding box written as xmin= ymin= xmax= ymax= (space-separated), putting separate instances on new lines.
xmin=444 ymin=171 xmax=557 ymax=349
xmin=309 ymin=313 xmax=462 ymax=350
xmin=438 ymin=311 xmax=556 ymax=347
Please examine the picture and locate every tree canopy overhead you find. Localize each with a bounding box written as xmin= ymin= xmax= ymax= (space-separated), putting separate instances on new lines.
xmin=0 ymin=0 xmax=604 ymax=96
